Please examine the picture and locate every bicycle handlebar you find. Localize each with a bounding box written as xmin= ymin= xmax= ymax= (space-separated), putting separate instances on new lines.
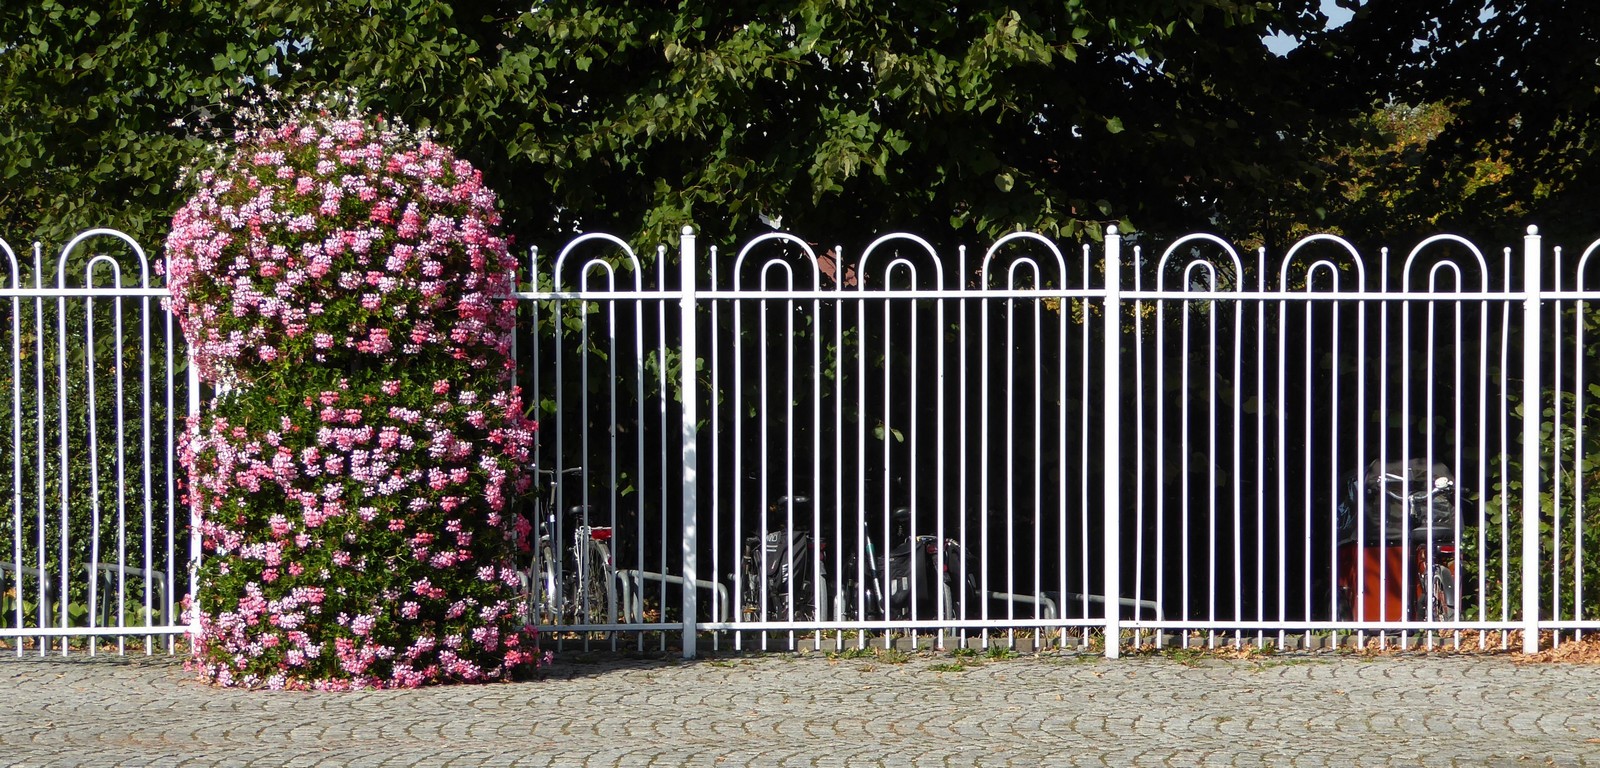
xmin=537 ymin=466 xmax=586 ymax=479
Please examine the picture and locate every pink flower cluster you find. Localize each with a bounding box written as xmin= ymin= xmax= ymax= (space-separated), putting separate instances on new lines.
xmin=163 ymin=113 xmax=518 ymax=385
xmin=167 ymin=102 xmax=543 ymax=689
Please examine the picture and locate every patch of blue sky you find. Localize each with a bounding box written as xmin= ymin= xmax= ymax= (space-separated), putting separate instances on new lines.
xmin=1264 ymin=0 xmax=1356 ymax=55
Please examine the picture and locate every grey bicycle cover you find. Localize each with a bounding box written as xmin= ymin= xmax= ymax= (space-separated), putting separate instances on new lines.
xmin=1335 ymin=459 xmax=1457 ymax=545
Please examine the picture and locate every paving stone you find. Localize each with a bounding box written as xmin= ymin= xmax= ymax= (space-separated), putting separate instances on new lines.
xmin=0 ymin=653 xmax=1597 ymax=766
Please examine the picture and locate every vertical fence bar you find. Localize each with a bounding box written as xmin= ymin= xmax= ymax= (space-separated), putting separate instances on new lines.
xmin=880 ymin=279 xmax=895 ymax=650
xmin=33 ymin=245 xmax=47 ymax=655
xmin=956 ymin=244 xmax=969 ymax=651
xmin=835 ymin=244 xmax=846 ymax=650
xmin=977 ymin=260 xmax=990 ymax=646
xmin=1521 ymin=225 xmax=1542 ymax=654
xmin=7 ymin=243 xmax=20 ymax=654
xmin=56 ymin=269 xmax=70 ymax=650
xmin=1133 ymin=245 xmax=1148 ymax=648
xmin=1575 ymin=251 xmax=1588 ymax=640
xmin=1254 ymin=249 xmax=1266 ymax=645
xmin=809 ymin=251 xmax=823 ymax=651
xmin=657 ymin=246 xmax=670 ymax=652
xmin=112 ymin=284 xmax=128 ymax=652
xmin=85 ymin=289 xmax=102 ymax=653
xmin=708 ymin=246 xmax=721 ymax=651
xmin=679 ymin=226 xmax=700 ymax=658
xmin=1229 ymin=269 xmax=1243 ymax=648
xmin=141 ymin=275 xmax=154 ymax=651
xmin=1004 ymin=271 xmax=1017 ymax=638
xmin=165 ymin=289 xmax=178 ymax=651
xmin=1103 ymin=226 xmax=1122 ymax=658
xmin=1076 ymin=245 xmax=1090 ymax=649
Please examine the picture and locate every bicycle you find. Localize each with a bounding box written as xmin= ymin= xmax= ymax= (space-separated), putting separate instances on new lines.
xmin=521 ymin=467 xmax=617 ymax=628
xmin=837 ymin=503 xmax=981 ymax=624
xmin=1333 ymin=460 xmax=1462 ymax=624
xmin=735 ymin=483 xmax=979 ymax=627
xmin=739 ymin=494 xmax=828 ymax=623
xmin=1411 ymin=525 xmax=1458 ymax=623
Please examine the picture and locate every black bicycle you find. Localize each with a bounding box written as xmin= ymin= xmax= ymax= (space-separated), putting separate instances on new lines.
xmin=739 ymin=495 xmax=828 ymax=623
xmin=837 ymin=504 xmax=981 ymax=624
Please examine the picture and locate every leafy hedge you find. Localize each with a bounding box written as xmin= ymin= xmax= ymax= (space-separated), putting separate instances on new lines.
xmin=164 ymin=97 xmax=542 ymax=689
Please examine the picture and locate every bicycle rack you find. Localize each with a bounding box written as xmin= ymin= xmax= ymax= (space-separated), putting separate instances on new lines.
xmin=987 ymin=590 xmax=1060 ymax=621
xmin=2 ymin=563 xmax=171 ymax=632
xmin=985 ymin=591 xmax=1162 ymax=623
xmin=616 ymin=569 xmax=731 ymax=625
xmin=90 ymin=564 xmax=171 ymax=628
xmin=1062 ymin=592 xmax=1164 ymax=622
xmin=1 ymin=562 xmax=58 ymax=629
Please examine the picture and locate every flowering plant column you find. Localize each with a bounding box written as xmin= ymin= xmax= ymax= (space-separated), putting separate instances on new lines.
xmin=164 ymin=102 xmax=541 ymax=689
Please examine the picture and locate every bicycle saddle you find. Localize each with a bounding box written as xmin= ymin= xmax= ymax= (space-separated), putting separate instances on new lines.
xmin=766 ymin=496 xmax=811 ymax=524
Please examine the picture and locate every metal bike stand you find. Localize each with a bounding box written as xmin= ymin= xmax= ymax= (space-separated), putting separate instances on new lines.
xmin=616 ymin=570 xmax=732 ymax=624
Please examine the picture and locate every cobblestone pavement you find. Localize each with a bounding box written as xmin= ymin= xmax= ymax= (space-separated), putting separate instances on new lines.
xmin=2 ymin=648 xmax=1598 ymax=767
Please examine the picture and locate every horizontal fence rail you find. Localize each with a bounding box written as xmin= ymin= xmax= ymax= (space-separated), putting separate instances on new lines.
xmin=5 ymin=225 xmax=1599 ymax=658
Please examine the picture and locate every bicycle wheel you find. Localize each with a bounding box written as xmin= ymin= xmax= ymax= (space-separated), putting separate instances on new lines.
xmin=785 ymin=571 xmax=815 ymax=623
xmin=1424 ymin=565 xmax=1456 ymax=623
xmin=940 ymin=540 xmax=980 ymax=622
xmin=740 ymin=539 xmax=764 ymax=621
xmin=516 ymin=542 xmax=554 ymax=626
xmin=534 ymin=542 xmax=560 ymax=626
xmin=840 ymin=553 xmax=885 ymax=622
xmin=578 ymin=538 xmax=614 ymax=626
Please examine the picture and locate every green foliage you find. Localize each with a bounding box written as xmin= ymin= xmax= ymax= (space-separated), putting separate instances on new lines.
xmin=1 ymin=0 xmax=523 ymax=248
xmin=823 ymin=644 xmax=910 ymax=664
xmin=504 ymin=0 xmax=1335 ymax=247
xmin=1313 ymin=0 xmax=1600 ymax=244
xmin=4 ymin=0 xmax=1340 ymax=254
xmin=6 ymin=1 xmax=1594 ymax=254
xmin=1 ymin=1 xmax=238 ymax=248
xmin=1473 ymin=363 xmax=1600 ymax=624
xmin=985 ymin=644 xmax=1020 ymax=660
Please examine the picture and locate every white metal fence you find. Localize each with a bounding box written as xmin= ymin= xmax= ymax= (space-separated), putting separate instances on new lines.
xmin=6 ymin=225 xmax=1600 ymax=658
xmin=2 ymin=230 xmax=192 ymax=656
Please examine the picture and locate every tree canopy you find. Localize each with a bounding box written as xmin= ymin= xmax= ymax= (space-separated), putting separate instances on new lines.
xmin=1294 ymin=0 xmax=1600 ymax=245
xmin=2 ymin=0 xmax=1594 ymax=252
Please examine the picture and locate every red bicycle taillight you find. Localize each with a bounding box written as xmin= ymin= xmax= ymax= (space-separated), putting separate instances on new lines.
xmin=590 ymin=528 xmax=613 ymax=541
xmin=1437 ymin=545 xmax=1455 ymax=554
